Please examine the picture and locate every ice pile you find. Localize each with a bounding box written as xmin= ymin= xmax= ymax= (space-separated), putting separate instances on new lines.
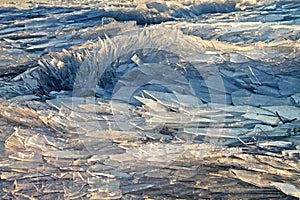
xmin=0 ymin=0 xmax=300 ymax=199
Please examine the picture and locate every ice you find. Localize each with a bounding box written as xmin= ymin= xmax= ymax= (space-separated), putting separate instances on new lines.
xmin=258 ymin=141 xmax=293 ymax=150
xmin=42 ymin=150 xmax=91 ymax=159
xmin=271 ymin=182 xmax=300 ymax=199
xmin=292 ymin=93 xmax=300 ymax=105
xmin=184 ymin=127 xmax=247 ymax=138
xmin=229 ymin=169 xmax=270 ymax=188
xmin=242 ymin=112 xmax=279 ymax=125
xmin=121 ymin=184 xmax=155 ymax=194
xmin=262 ymin=105 xmax=300 ymax=120
xmin=232 ymin=94 xmax=292 ymax=106
xmin=0 ymin=0 xmax=299 ymax=199
xmin=278 ymin=76 xmax=300 ymax=96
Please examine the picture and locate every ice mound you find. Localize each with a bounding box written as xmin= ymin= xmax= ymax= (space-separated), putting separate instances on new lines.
xmin=0 ymin=0 xmax=300 ymax=199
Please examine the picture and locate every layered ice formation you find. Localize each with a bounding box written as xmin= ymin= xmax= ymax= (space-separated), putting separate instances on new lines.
xmin=0 ymin=0 xmax=299 ymax=199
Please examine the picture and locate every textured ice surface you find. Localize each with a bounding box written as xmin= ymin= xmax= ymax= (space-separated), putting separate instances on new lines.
xmin=0 ymin=0 xmax=300 ymax=199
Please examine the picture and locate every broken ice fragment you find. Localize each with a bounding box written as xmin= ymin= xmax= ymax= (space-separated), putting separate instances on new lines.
xmin=271 ymin=182 xmax=300 ymax=198
xmin=121 ymin=184 xmax=155 ymax=194
xmin=42 ymin=150 xmax=90 ymax=159
xmin=232 ymin=94 xmax=292 ymax=106
xmin=131 ymin=54 xmax=143 ymax=66
xmin=292 ymin=93 xmax=300 ymax=104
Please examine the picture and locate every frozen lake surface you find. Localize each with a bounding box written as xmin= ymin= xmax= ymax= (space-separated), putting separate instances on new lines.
xmin=0 ymin=0 xmax=300 ymax=199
